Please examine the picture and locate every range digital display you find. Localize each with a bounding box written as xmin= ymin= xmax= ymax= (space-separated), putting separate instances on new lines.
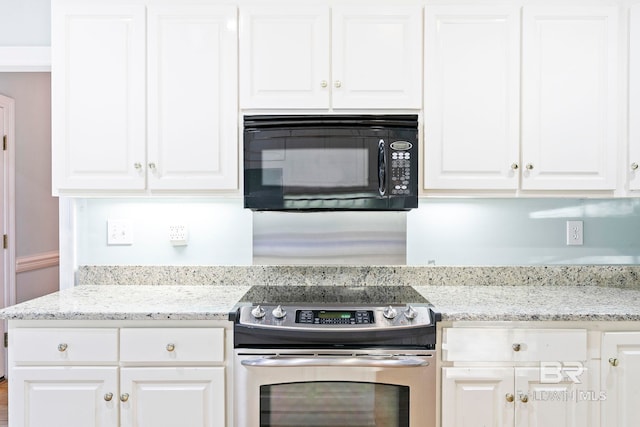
xmin=318 ymin=311 xmax=352 ymax=319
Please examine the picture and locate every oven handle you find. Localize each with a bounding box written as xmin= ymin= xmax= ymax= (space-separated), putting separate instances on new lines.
xmin=240 ymin=356 xmax=429 ymax=368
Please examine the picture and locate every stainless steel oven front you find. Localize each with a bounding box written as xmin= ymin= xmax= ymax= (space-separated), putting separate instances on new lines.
xmin=235 ymin=348 xmax=435 ymax=427
xmin=231 ymin=295 xmax=439 ymax=427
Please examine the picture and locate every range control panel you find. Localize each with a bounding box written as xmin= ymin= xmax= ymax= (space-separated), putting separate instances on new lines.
xmin=296 ymin=310 xmax=374 ymax=325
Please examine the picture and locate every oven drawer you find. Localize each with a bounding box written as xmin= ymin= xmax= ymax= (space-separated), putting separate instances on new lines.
xmin=11 ymin=328 xmax=118 ymax=364
xmin=120 ymin=328 xmax=224 ymax=363
xmin=442 ymin=328 xmax=587 ymax=362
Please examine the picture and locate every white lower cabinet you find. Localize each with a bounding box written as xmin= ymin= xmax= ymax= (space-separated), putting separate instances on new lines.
xmin=442 ymin=327 xmax=594 ymax=427
xmin=601 ymin=332 xmax=640 ymax=427
xmin=9 ymin=325 xmax=226 ymax=427
xmin=120 ymin=367 xmax=225 ymax=427
xmin=12 ymin=366 xmax=119 ymax=427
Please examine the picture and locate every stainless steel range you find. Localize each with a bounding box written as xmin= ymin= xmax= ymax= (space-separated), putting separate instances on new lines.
xmin=230 ymin=286 xmax=439 ymax=427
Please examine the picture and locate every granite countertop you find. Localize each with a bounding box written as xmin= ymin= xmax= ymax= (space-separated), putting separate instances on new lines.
xmin=0 ymin=285 xmax=251 ymax=321
xmin=1 ymin=283 xmax=640 ymax=322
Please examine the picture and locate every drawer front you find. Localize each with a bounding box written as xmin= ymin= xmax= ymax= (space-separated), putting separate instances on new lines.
xmin=11 ymin=328 xmax=118 ymax=363
xmin=120 ymin=328 xmax=224 ymax=363
xmin=443 ymin=328 xmax=587 ymax=362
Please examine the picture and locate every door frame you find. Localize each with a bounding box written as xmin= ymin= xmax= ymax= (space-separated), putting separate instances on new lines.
xmin=0 ymin=93 xmax=16 ymax=378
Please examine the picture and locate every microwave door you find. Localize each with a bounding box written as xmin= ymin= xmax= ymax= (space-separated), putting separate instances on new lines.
xmin=246 ymin=129 xmax=390 ymax=210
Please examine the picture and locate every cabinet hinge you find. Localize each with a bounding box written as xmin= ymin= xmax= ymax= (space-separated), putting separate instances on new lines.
xmin=2 ymin=135 xmax=6 ymax=151
xmin=2 ymin=234 xmax=7 ymax=249
xmin=3 ymin=332 xmax=7 ymax=348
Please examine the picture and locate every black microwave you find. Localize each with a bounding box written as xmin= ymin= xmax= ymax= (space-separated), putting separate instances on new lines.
xmin=243 ymin=115 xmax=418 ymax=211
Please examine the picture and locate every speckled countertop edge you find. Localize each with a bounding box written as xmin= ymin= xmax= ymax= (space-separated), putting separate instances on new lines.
xmin=2 ymin=265 xmax=640 ymax=321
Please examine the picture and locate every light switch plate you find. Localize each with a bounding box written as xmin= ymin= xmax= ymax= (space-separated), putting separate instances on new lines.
xmin=107 ymin=219 xmax=133 ymax=245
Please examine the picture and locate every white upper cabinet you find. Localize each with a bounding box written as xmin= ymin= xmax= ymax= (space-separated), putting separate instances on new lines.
xmin=629 ymin=6 xmax=640 ymax=191
xmin=239 ymin=6 xmax=329 ymax=109
xmin=52 ymin=1 xmax=238 ymax=194
xmin=424 ymin=6 xmax=520 ymax=190
xmin=521 ymin=6 xmax=618 ymax=191
xmin=147 ymin=5 xmax=238 ymax=191
xmin=239 ymin=4 xmax=422 ymax=109
xmin=51 ymin=3 xmax=146 ymax=191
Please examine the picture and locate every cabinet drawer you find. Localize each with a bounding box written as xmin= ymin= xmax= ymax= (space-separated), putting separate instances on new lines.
xmin=443 ymin=328 xmax=587 ymax=362
xmin=11 ymin=328 xmax=118 ymax=363
xmin=120 ymin=328 xmax=224 ymax=363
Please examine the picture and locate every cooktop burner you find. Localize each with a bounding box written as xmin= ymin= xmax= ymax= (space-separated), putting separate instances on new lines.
xmin=237 ymin=285 xmax=430 ymax=306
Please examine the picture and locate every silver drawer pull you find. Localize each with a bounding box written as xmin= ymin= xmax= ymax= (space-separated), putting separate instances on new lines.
xmin=512 ymin=343 xmax=521 ymax=352
xmin=104 ymin=393 xmax=113 ymax=402
xmin=120 ymin=393 xmax=129 ymax=403
xmin=58 ymin=343 xmax=68 ymax=352
xmin=166 ymin=343 xmax=175 ymax=352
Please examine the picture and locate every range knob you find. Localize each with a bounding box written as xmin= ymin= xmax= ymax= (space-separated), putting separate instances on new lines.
xmin=383 ymin=305 xmax=397 ymax=320
xmin=251 ymin=305 xmax=266 ymax=319
xmin=272 ymin=305 xmax=287 ymax=319
xmin=404 ymin=305 xmax=418 ymax=320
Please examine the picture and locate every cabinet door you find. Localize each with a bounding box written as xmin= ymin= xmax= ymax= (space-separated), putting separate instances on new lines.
xmin=51 ymin=2 xmax=146 ymax=192
xmin=630 ymin=6 xmax=640 ymax=191
xmin=147 ymin=5 xmax=238 ymax=190
xmin=120 ymin=367 xmax=225 ymax=427
xmin=602 ymin=332 xmax=640 ymax=427
xmin=332 ymin=6 xmax=422 ymax=109
xmin=521 ymin=6 xmax=618 ymax=190
xmin=239 ymin=6 xmax=329 ymax=109
xmin=424 ymin=6 xmax=520 ymax=190
xmin=515 ymin=367 xmax=593 ymax=427
xmin=10 ymin=366 xmax=118 ymax=427
xmin=442 ymin=367 xmax=513 ymax=427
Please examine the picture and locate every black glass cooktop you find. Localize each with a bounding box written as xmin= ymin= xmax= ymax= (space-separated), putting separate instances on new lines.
xmin=238 ymin=285 xmax=430 ymax=306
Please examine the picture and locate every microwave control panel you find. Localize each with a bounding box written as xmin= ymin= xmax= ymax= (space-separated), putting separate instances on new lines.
xmin=390 ymin=141 xmax=413 ymax=196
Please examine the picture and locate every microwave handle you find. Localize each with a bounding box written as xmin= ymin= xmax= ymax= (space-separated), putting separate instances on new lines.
xmin=378 ymin=139 xmax=386 ymax=196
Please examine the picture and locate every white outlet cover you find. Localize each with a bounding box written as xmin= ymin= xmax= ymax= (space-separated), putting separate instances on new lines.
xmin=107 ymin=219 xmax=133 ymax=245
xmin=169 ymin=224 xmax=188 ymax=246
xmin=566 ymin=220 xmax=584 ymax=246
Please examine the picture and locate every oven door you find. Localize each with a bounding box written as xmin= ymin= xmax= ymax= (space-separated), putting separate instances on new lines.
xmin=234 ymin=350 xmax=435 ymax=427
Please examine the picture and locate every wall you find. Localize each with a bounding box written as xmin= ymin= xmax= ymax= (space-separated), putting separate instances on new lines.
xmin=0 ymin=73 xmax=59 ymax=302
xmin=73 ymin=197 xmax=640 ymax=268
xmin=0 ymin=0 xmax=50 ymax=46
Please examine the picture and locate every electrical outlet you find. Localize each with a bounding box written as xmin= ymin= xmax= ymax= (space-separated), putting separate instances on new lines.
xmin=566 ymin=220 xmax=584 ymax=246
xmin=169 ymin=224 xmax=188 ymax=246
xmin=107 ymin=219 xmax=133 ymax=245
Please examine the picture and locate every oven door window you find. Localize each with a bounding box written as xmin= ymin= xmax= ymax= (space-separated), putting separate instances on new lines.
xmin=260 ymin=381 xmax=409 ymax=427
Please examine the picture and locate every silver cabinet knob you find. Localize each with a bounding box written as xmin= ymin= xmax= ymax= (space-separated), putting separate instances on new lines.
xmin=334 ymin=80 xmax=342 ymax=88
xmin=511 ymin=163 xmax=519 ymax=170
xmin=251 ymin=305 xmax=266 ymax=319
xmin=166 ymin=343 xmax=175 ymax=352
xmin=120 ymin=393 xmax=130 ymax=403
xmin=104 ymin=393 xmax=114 ymax=402
xmin=134 ymin=162 xmax=142 ymax=170
xmin=383 ymin=305 xmax=397 ymax=319
xmin=520 ymin=394 xmax=529 ymax=403
xmin=272 ymin=305 xmax=287 ymax=319
xmin=525 ymin=163 xmax=534 ymax=170
xmin=320 ymin=80 xmax=328 ymax=88
xmin=512 ymin=343 xmax=521 ymax=352
xmin=58 ymin=343 xmax=68 ymax=352
xmin=609 ymin=357 xmax=619 ymax=367
xmin=148 ymin=163 xmax=156 ymax=171
xmin=505 ymin=393 xmax=514 ymax=403
xmin=632 ymin=163 xmax=639 ymax=171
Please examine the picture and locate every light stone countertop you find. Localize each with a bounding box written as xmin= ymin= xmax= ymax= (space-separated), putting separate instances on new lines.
xmin=0 ymin=285 xmax=251 ymax=321
xmin=415 ymin=285 xmax=640 ymax=321
xmin=1 ymin=283 xmax=640 ymax=322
